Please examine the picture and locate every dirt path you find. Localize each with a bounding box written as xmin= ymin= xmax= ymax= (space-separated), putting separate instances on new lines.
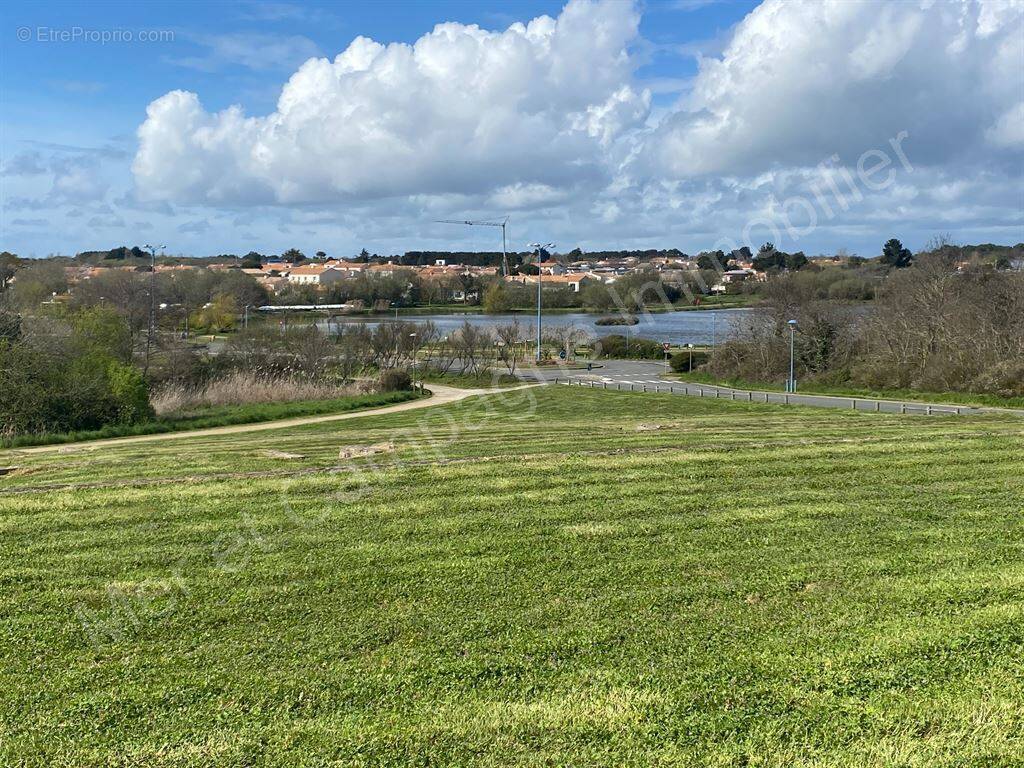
xmin=5 ymin=385 xmax=530 ymax=456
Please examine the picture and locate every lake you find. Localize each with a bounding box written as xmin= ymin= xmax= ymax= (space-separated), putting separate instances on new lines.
xmin=319 ymin=308 xmax=751 ymax=346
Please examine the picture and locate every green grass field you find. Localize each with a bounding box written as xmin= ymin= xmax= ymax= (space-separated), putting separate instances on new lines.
xmin=669 ymin=370 xmax=1024 ymax=410
xmin=2 ymin=387 xmax=1023 ymax=766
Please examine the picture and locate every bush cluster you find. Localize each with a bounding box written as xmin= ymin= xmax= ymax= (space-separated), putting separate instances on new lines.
xmin=592 ymin=334 xmax=664 ymax=360
xmin=670 ymin=349 xmax=709 ymax=373
xmin=378 ymin=369 xmax=413 ymax=392
xmin=0 ymin=308 xmax=152 ymax=436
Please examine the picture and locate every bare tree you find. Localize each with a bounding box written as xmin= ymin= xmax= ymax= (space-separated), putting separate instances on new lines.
xmin=494 ymin=319 xmax=523 ymax=376
xmin=453 ymin=320 xmax=488 ymax=374
xmin=545 ymin=323 xmax=589 ymax=362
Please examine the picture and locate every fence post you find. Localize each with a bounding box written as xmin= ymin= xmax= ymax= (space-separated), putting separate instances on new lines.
xmin=852 ymin=399 xmax=857 ymax=410
xmin=785 ymin=394 xmax=790 ymax=405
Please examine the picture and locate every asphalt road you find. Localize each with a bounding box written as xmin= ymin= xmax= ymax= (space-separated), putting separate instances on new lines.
xmin=517 ymin=360 xmax=997 ymax=417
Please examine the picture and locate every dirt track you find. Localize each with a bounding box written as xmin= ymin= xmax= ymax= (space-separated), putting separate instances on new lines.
xmin=4 ymin=385 xmax=527 ymax=456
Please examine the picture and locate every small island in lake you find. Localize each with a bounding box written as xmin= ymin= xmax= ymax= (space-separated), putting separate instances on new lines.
xmin=594 ymin=315 xmax=640 ymax=326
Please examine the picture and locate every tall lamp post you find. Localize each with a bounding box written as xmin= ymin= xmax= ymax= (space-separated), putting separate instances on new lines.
xmin=527 ymin=242 xmax=555 ymax=362
xmin=787 ymin=319 xmax=798 ymax=392
xmin=144 ymin=243 xmax=165 ymax=374
xmin=408 ymin=332 xmax=419 ymax=390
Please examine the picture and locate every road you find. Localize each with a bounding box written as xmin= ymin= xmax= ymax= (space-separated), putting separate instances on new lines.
xmin=518 ymin=360 xmax=998 ymax=417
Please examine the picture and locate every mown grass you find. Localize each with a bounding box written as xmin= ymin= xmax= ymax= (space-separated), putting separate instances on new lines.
xmin=0 ymin=390 xmax=421 ymax=449
xmin=670 ymin=370 xmax=1024 ymax=409
xmin=1 ymin=387 xmax=1023 ymax=766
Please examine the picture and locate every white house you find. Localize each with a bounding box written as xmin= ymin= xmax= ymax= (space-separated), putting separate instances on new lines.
xmin=286 ymin=265 xmax=348 ymax=286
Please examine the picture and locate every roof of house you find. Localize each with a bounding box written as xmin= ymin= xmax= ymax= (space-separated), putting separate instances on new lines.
xmin=511 ymin=272 xmax=599 ymax=285
xmin=288 ymin=264 xmax=338 ymax=275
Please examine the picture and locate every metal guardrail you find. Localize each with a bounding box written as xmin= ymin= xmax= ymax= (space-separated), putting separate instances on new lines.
xmin=549 ymin=378 xmax=967 ymax=416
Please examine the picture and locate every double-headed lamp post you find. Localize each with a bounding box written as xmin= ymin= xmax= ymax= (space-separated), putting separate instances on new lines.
xmin=527 ymin=242 xmax=555 ymax=362
xmin=787 ymin=319 xmax=798 ymax=392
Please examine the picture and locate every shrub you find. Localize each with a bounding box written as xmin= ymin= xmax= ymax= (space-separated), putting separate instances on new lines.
xmin=592 ymin=334 xmax=663 ymax=360
xmin=0 ymin=342 xmax=151 ymax=435
xmin=107 ymin=360 xmax=153 ymax=423
xmin=972 ymin=360 xmax=1024 ymax=397
xmin=670 ymin=349 xmax=708 ymax=373
xmin=827 ymin=277 xmax=873 ymax=301
xmin=378 ymin=369 xmax=413 ymax=392
xmin=0 ymin=310 xmax=21 ymax=342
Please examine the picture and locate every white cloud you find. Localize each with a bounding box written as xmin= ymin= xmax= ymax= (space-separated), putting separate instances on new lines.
xmin=169 ymin=32 xmax=322 ymax=72
xmin=178 ymin=219 xmax=212 ymax=234
xmin=986 ymin=102 xmax=1024 ymax=148
xmin=34 ymin=0 xmax=998 ymax=262
xmin=48 ymin=80 xmax=107 ymax=95
xmin=133 ymin=0 xmax=648 ymax=205
xmin=87 ymin=214 xmax=127 ymax=228
xmin=50 ymin=156 xmax=109 ymax=203
xmin=1 ymin=151 xmax=48 ymax=176
xmin=641 ymin=0 xmax=1024 ymax=178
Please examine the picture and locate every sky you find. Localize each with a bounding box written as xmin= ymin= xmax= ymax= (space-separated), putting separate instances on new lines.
xmin=1 ymin=0 xmax=1022 ymax=260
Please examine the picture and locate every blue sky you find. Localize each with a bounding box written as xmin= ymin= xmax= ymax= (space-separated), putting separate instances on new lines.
xmin=1 ymin=0 xmax=1021 ymax=259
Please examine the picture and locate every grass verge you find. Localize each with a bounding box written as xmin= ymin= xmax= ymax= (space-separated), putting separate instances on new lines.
xmin=667 ymin=370 xmax=1024 ymax=409
xmin=0 ymin=390 xmax=422 ymax=449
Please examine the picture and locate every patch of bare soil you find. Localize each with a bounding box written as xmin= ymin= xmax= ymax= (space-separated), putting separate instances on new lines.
xmin=338 ymin=441 xmax=396 ymax=461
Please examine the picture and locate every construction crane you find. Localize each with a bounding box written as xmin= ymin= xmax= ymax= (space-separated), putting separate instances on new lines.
xmin=435 ymin=217 xmax=510 ymax=276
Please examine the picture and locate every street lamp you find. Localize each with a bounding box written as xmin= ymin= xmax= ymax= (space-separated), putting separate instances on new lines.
xmin=787 ymin=319 xmax=798 ymax=392
xmin=143 ymin=243 xmax=165 ymax=374
xmin=409 ymin=332 xmax=420 ymax=390
xmin=527 ymin=242 xmax=555 ymax=362
xmin=687 ymin=342 xmax=694 ymax=372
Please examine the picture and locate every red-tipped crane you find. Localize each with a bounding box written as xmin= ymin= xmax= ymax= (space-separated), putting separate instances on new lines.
xmin=435 ymin=217 xmax=510 ymax=276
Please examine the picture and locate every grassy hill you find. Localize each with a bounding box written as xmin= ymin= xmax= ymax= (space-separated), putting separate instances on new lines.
xmin=2 ymin=387 xmax=1023 ymax=766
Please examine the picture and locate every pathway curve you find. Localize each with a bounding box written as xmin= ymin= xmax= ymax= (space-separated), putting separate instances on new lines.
xmin=3 ymin=385 xmax=531 ymax=456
